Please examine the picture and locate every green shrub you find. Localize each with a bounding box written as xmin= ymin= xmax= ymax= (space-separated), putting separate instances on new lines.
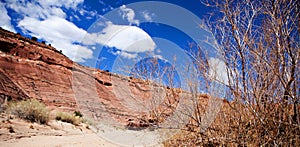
xmin=8 ymin=99 xmax=50 ymax=124
xmin=55 ymin=112 xmax=82 ymax=126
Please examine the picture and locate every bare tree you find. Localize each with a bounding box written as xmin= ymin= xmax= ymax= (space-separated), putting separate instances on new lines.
xmin=165 ymin=0 xmax=299 ymax=146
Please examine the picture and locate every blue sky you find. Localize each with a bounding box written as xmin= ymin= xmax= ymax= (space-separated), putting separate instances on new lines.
xmin=0 ymin=0 xmax=229 ymax=92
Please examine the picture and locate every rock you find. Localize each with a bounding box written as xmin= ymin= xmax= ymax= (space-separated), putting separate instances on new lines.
xmin=0 ymin=28 xmax=211 ymax=129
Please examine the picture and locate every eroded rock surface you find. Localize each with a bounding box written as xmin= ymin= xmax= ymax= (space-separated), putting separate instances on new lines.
xmin=0 ymin=28 xmax=190 ymax=128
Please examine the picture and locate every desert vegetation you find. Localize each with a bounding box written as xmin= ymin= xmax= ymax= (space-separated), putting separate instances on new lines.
xmin=0 ymin=0 xmax=298 ymax=146
xmin=164 ymin=0 xmax=299 ymax=146
xmin=2 ymin=99 xmax=88 ymax=127
xmin=55 ymin=111 xmax=84 ymax=126
xmin=6 ymin=99 xmax=50 ymax=124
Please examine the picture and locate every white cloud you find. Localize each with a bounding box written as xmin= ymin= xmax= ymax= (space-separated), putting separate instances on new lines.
xmin=5 ymin=0 xmax=156 ymax=62
xmin=119 ymin=5 xmax=139 ymax=25
xmin=18 ymin=16 xmax=86 ymax=42
xmin=113 ymin=51 xmax=138 ymax=59
xmin=208 ymin=57 xmax=229 ymax=85
xmin=153 ymin=54 xmax=168 ymax=62
xmin=3 ymin=0 xmax=98 ymax=62
xmin=98 ymin=0 xmax=113 ymax=13
xmin=141 ymin=11 xmax=153 ymax=22
xmin=36 ymin=0 xmax=83 ymax=9
xmin=0 ymin=2 xmax=16 ymax=32
xmin=78 ymin=8 xmax=100 ymax=20
xmin=105 ymin=25 xmax=155 ymax=52
xmin=6 ymin=1 xmax=67 ymax=19
xmin=54 ymin=43 xmax=93 ymax=62
xmin=5 ymin=0 xmax=84 ymax=20
xmin=18 ymin=16 xmax=92 ymax=62
xmin=83 ymin=22 xmax=156 ymax=58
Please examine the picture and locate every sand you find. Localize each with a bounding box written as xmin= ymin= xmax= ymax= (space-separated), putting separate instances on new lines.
xmin=0 ymin=113 xmax=117 ymax=147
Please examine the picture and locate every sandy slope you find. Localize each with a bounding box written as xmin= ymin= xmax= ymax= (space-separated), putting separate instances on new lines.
xmin=1 ymin=133 xmax=116 ymax=147
xmin=0 ymin=113 xmax=117 ymax=147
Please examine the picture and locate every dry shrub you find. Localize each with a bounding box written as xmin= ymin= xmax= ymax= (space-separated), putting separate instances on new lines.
xmin=163 ymin=0 xmax=299 ymax=146
xmin=7 ymin=99 xmax=50 ymax=124
xmin=55 ymin=112 xmax=82 ymax=126
xmin=164 ymin=102 xmax=300 ymax=146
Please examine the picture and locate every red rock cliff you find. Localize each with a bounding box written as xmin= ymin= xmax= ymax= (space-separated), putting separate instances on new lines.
xmin=0 ymin=28 xmax=191 ymax=127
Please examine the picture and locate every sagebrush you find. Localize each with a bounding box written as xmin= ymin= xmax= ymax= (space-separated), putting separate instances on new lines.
xmin=55 ymin=112 xmax=82 ymax=126
xmin=7 ymin=99 xmax=50 ymax=124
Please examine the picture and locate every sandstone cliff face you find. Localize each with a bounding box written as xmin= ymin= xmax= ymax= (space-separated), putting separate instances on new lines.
xmin=0 ymin=28 xmax=188 ymax=127
xmin=0 ymin=28 xmax=75 ymax=111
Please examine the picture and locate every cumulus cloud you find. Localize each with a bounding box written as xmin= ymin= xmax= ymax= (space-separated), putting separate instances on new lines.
xmin=104 ymin=25 xmax=155 ymax=53
xmin=19 ymin=16 xmax=86 ymax=41
xmin=83 ymin=21 xmax=156 ymax=58
xmin=6 ymin=0 xmax=156 ymax=62
xmin=18 ymin=16 xmax=92 ymax=62
xmin=119 ymin=5 xmax=139 ymax=25
xmin=208 ymin=57 xmax=230 ymax=85
xmin=0 ymin=2 xmax=16 ymax=32
xmin=4 ymin=0 xmax=96 ymax=62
